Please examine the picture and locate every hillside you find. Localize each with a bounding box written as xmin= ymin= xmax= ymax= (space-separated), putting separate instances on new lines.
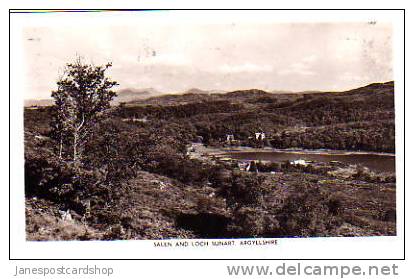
xmin=24 ymin=99 xmax=54 ymax=107
xmin=24 ymin=81 xmax=396 ymax=240
xmin=112 ymin=87 xmax=163 ymax=104
xmin=118 ymin=81 xmax=395 ymax=152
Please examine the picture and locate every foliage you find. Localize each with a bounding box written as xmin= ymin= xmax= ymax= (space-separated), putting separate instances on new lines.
xmin=274 ymin=185 xmax=344 ymax=237
xmin=228 ymin=206 xmax=277 ymax=237
xmin=114 ymin=81 xmax=395 ymax=152
xmin=24 ymin=80 xmax=395 ymax=240
xmin=218 ymin=171 xmax=267 ymax=209
xmin=50 ymin=57 xmax=118 ymax=163
xmin=24 ymin=147 xmax=106 ymax=217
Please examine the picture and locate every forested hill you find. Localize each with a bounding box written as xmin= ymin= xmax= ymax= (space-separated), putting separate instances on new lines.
xmin=115 ymin=81 xmax=395 ymax=152
xmin=126 ymin=81 xmax=394 ymax=105
xmin=25 ymin=81 xmax=395 ymax=153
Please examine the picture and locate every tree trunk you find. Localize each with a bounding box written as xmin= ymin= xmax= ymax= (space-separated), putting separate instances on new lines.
xmin=73 ymin=131 xmax=78 ymax=162
xmin=73 ymin=113 xmax=84 ymax=166
xmin=59 ymin=133 xmax=63 ymax=159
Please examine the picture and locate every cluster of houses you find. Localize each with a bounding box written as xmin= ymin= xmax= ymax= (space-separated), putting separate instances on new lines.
xmin=237 ymin=161 xmax=259 ymax=173
xmin=223 ymin=132 xmax=312 ymax=172
xmin=289 ymin=159 xmax=308 ymax=166
xmin=225 ymin=131 xmax=266 ymax=145
xmin=254 ymin=132 xmax=266 ymax=141
xmin=235 ymin=158 xmax=310 ymax=173
xmin=186 ymin=132 xmax=312 ymax=174
xmin=122 ymin=116 xmax=148 ymax=123
xmin=226 ymin=134 xmax=236 ymax=144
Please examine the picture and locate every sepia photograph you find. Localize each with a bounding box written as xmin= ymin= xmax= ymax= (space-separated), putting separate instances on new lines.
xmin=9 ymin=10 xmax=404 ymax=260
xmin=22 ymin=11 xmax=397 ymax=241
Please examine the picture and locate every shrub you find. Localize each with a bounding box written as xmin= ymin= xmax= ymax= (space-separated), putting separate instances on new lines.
xmin=352 ymin=165 xmax=396 ymax=183
xmin=219 ymin=171 xmax=266 ymax=209
xmin=83 ymin=118 xmax=213 ymax=185
xmin=208 ymin=167 xmax=232 ymax=188
xmin=256 ymin=161 xmax=282 ymax=172
xmin=275 ymin=185 xmax=344 ymax=237
xmin=25 ymin=152 xmax=78 ymax=201
xmin=326 ymin=194 xmax=344 ymax=216
xmin=228 ymin=206 xmax=280 ymax=237
xmin=25 ymin=144 xmax=112 ymax=217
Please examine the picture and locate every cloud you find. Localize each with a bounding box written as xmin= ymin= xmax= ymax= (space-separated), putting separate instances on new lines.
xmin=340 ymin=72 xmax=370 ymax=82
xmin=22 ymin=21 xmax=393 ymax=99
xmin=218 ymin=63 xmax=273 ymax=73
xmin=277 ymin=54 xmax=319 ymax=77
xmin=302 ymin=55 xmax=317 ymax=63
xmin=278 ymin=62 xmax=316 ymax=76
xmin=139 ymin=53 xmax=191 ymax=66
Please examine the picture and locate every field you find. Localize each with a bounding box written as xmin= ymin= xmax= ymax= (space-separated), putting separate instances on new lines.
xmin=24 ymin=81 xmax=396 ymax=240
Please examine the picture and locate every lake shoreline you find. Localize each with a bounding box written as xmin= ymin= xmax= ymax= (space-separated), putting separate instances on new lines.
xmin=203 ymin=145 xmax=396 ymax=157
xmin=188 ymin=143 xmax=396 ymax=173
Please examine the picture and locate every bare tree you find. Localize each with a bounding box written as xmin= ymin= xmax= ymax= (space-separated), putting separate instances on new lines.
xmin=51 ymin=57 xmax=118 ymax=165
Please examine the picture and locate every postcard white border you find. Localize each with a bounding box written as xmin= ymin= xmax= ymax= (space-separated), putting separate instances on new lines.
xmin=9 ymin=9 xmax=405 ymax=259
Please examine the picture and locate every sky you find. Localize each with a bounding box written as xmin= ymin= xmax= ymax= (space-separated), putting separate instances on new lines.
xmin=21 ymin=13 xmax=393 ymax=100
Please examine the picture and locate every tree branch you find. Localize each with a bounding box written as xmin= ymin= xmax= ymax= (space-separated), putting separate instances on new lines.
xmin=77 ymin=113 xmax=85 ymax=131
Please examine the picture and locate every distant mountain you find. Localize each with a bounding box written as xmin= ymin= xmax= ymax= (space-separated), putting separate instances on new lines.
xmin=113 ymin=88 xmax=163 ymax=104
xmin=24 ymin=88 xmax=163 ymax=107
xmin=120 ymin=88 xmax=230 ymax=105
xmin=225 ymin=89 xmax=269 ymax=98
xmin=24 ymin=99 xmax=54 ymax=107
xmin=270 ymin=90 xmax=293 ymax=94
xmin=184 ymin=88 xmax=228 ymax=95
xmin=24 ymin=81 xmax=394 ymax=107
xmin=184 ymin=88 xmax=210 ymax=94
xmin=209 ymin=89 xmax=227 ymax=94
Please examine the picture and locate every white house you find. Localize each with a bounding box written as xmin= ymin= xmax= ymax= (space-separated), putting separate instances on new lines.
xmin=226 ymin=134 xmax=235 ymax=144
xmin=290 ymin=159 xmax=308 ymax=166
xmin=245 ymin=161 xmax=259 ymax=173
xmin=255 ymin=132 xmax=265 ymax=140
